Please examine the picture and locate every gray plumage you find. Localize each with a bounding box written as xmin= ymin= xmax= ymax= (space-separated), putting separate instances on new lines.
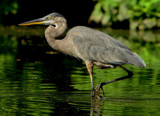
xmin=69 ymin=26 xmax=145 ymax=68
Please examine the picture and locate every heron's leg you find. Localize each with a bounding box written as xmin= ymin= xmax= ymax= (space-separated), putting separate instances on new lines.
xmin=95 ymin=65 xmax=133 ymax=98
xmin=85 ymin=61 xmax=95 ymax=97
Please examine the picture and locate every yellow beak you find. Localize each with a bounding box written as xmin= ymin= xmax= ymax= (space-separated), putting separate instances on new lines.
xmin=19 ymin=18 xmax=45 ymax=26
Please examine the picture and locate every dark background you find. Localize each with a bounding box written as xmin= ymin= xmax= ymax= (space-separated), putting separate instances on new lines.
xmin=2 ymin=0 xmax=95 ymax=27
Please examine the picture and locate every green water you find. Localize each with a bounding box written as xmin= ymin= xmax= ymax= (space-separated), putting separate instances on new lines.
xmin=0 ymin=26 xmax=160 ymax=116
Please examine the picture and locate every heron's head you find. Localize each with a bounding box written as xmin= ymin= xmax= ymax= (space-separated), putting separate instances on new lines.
xmin=19 ymin=12 xmax=66 ymax=28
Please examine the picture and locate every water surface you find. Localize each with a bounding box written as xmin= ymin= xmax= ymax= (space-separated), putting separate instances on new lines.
xmin=0 ymin=26 xmax=160 ymax=115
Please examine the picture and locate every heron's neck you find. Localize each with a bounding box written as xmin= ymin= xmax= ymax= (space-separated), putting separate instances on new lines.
xmin=45 ymin=24 xmax=67 ymax=50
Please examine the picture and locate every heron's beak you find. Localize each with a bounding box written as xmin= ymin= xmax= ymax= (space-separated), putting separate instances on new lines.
xmin=19 ymin=18 xmax=46 ymax=26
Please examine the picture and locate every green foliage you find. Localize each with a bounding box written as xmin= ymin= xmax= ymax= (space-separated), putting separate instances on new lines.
xmin=89 ymin=0 xmax=160 ymax=30
xmin=0 ymin=0 xmax=19 ymax=24
xmin=3 ymin=1 xmax=19 ymax=15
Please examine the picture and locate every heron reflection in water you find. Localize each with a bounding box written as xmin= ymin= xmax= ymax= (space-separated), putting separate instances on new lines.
xmin=19 ymin=13 xmax=146 ymax=98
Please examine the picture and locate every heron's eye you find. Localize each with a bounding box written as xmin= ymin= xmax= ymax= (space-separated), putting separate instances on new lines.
xmin=46 ymin=16 xmax=52 ymax=20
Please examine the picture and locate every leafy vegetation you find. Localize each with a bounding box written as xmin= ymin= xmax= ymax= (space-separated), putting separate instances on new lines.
xmin=89 ymin=0 xmax=160 ymax=30
xmin=0 ymin=0 xmax=19 ymax=15
xmin=1 ymin=0 xmax=160 ymax=30
xmin=0 ymin=0 xmax=19 ymax=23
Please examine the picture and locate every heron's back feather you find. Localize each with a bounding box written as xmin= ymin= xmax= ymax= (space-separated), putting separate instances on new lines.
xmin=68 ymin=26 xmax=146 ymax=68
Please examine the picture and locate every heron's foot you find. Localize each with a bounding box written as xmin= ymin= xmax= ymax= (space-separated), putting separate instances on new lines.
xmin=95 ymin=82 xmax=105 ymax=98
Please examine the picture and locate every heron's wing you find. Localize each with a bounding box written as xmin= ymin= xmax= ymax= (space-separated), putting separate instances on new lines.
xmin=70 ymin=26 xmax=146 ymax=68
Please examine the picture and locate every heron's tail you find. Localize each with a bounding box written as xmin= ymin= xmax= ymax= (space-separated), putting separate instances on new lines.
xmin=124 ymin=51 xmax=146 ymax=68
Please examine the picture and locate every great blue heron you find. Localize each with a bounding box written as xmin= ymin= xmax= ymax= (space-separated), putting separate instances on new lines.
xmin=19 ymin=12 xmax=146 ymax=98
